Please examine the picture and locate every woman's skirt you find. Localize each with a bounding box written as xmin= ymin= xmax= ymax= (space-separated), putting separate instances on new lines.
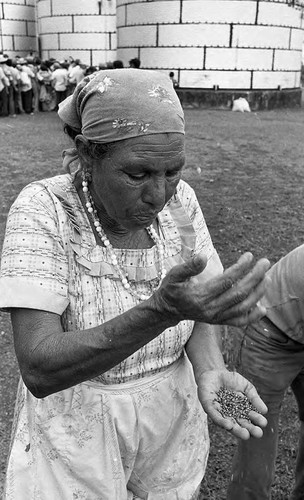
xmin=3 ymin=354 xmax=209 ymax=500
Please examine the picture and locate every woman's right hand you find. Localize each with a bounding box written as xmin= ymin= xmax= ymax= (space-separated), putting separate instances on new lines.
xmin=153 ymin=252 xmax=271 ymax=327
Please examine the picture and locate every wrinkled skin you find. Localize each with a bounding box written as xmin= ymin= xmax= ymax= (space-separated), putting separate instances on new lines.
xmin=153 ymin=251 xmax=270 ymax=328
xmin=77 ymin=133 xmax=185 ymax=235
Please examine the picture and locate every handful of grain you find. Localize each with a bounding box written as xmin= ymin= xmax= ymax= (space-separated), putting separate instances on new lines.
xmin=215 ymin=387 xmax=259 ymax=422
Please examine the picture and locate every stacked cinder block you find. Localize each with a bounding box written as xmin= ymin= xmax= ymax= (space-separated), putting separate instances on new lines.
xmin=36 ymin=0 xmax=117 ymax=65
xmin=1 ymin=0 xmax=303 ymax=93
xmin=0 ymin=0 xmax=37 ymax=56
xmin=116 ymin=0 xmax=304 ymax=90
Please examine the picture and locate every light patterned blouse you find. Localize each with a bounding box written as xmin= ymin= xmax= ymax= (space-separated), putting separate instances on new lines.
xmin=0 ymin=174 xmax=223 ymax=383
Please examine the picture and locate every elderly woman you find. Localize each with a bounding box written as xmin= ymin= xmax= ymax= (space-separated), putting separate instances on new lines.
xmin=0 ymin=69 xmax=269 ymax=500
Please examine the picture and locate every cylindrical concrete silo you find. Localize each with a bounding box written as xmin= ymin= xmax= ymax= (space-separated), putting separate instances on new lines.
xmin=0 ymin=0 xmax=37 ymax=57
xmin=36 ymin=0 xmax=117 ymax=66
xmin=116 ymin=0 xmax=304 ymax=108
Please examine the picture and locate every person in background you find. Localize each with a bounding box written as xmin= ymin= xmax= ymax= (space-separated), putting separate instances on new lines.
xmin=5 ymin=59 xmax=21 ymax=116
xmin=67 ymin=55 xmax=75 ymax=76
xmin=48 ymin=58 xmax=57 ymax=70
xmin=129 ymin=57 xmax=141 ymax=68
xmin=17 ymin=58 xmax=35 ymax=114
xmin=14 ymin=60 xmax=25 ymax=114
xmin=85 ymin=65 xmax=98 ymax=76
xmin=67 ymin=59 xmax=86 ymax=95
xmin=51 ymin=61 xmax=68 ymax=111
xmin=26 ymin=56 xmax=40 ymax=113
xmin=0 ymin=58 xmax=9 ymax=117
xmin=0 ymin=56 xmax=16 ymax=116
xmin=1 ymin=69 xmax=269 ymax=500
xmin=169 ymin=71 xmax=179 ymax=89
xmin=227 ymin=244 xmax=304 ymax=500
xmin=0 ymin=55 xmax=10 ymax=116
xmin=113 ymin=59 xmax=124 ymax=69
xmin=37 ymin=62 xmax=56 ymax=112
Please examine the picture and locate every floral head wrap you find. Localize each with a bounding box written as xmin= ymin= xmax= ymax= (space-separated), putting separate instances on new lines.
xmin=58 ymin=69 xmax=184 ymax=144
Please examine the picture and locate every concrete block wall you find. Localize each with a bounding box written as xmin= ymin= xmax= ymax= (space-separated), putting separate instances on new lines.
xmin=36 ymin=0 xmax=117 ymax=66
xmin=116 ymin=0 xmax=304 ymax=90
xmin=0 ymin=0 xmax=37 ymax=56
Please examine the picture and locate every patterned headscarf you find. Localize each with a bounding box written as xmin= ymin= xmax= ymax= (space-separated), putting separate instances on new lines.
xmin=58 ymin=69 xmax=184 ymax=144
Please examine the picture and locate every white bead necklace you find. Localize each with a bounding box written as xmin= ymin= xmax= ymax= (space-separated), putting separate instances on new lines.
xmin=82 ymin=177 xmax=167 ymax=301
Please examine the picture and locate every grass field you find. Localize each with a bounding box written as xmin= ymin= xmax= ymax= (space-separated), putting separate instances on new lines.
xmin=0 ymin=107 xmax=304 ymax=498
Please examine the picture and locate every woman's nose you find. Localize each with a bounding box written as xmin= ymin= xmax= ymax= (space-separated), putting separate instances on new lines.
xmin=143 ymin=177 xmax=166 ymax=208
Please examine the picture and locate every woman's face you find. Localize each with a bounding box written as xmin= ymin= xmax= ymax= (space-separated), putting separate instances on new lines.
xmin=89 ymin=133 xmax=185 ymax=230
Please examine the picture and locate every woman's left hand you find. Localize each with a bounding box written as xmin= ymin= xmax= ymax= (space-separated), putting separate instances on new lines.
xmin=197 ymin=369 xmax=268 ymax=440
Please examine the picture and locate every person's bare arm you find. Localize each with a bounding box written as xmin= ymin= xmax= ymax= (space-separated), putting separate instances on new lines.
xmin=12 ymin=251 xmax=270 ymax=398
xmin=12 ymin=300 xmax=174 ymax=399
xmin=185 ymin=322 xmax=225 ymax=379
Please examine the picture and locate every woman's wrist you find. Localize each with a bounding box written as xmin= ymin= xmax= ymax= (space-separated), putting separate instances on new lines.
xmin=195 ymin=366 xmax=227 ymax=383
xmin=148 ymin=290 xmax=182 ymax=327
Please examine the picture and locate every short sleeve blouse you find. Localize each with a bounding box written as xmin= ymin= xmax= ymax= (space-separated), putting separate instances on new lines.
xmin=0 ymin=174 xmax=223 ymax=382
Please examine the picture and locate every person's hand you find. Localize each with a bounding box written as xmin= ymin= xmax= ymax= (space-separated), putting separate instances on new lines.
xmin=196 ymin=369 xmax=268 ymax=440
xmin=154 ymin=252 xmax=270 ymax=327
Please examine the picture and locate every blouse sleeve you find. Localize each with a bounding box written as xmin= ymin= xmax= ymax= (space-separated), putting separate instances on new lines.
xmin=177 ymin=180 xmax=224 ymax=280
xmin=0 ymin=182 xmax=69 ymax=314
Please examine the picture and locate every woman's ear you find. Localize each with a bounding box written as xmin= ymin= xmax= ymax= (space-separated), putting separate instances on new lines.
xmin=75 ymin=135 xmax=91 ymax=165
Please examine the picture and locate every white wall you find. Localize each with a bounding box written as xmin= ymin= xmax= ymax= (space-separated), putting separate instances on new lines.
xmin=116 ymin=0 xmax=304 ymax=89
xmin=1 ymin=0 xmax=303 ymax=90
xmin=36 ymin=0 xmax=116 ymax=66
xmin=0 ymin=0 xmax=37 ymax=56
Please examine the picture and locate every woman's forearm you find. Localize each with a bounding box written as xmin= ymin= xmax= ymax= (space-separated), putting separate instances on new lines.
xmin=186 ymin=322 xmax=226 ymax=383
xmin=12 ymin=298 xmax=176 ymax=398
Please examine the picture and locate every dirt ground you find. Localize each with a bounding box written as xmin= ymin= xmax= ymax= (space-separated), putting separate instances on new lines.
xmin=0 ymin=108 xmax=304 ymax=498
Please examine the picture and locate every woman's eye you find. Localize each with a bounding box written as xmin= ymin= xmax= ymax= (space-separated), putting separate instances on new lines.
xmin=128 ymin=173 xmax=146 ymax=180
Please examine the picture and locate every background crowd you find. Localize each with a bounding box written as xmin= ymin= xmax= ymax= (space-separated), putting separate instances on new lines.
xmin=0 ymin=53 xmax=143 ymax=117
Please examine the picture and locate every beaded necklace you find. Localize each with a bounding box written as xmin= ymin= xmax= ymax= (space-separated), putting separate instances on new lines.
xmin=82 ymin=177 xmax=167 ymax=301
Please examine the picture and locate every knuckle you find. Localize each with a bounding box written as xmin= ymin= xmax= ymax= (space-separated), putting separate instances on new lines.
xmin=222 ymin=278 xmax=234 ymax=292
xmin=232 ymin=290 xmax=248 ymax=305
